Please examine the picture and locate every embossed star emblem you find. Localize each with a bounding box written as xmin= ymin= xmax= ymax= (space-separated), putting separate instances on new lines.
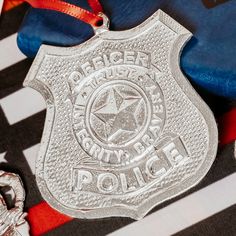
xmin=92 ymin=88 xmax=142 ymax=142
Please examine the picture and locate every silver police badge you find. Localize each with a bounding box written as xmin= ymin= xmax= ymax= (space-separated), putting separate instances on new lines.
xmin=24 ymin=10 xmax=218 ymax=219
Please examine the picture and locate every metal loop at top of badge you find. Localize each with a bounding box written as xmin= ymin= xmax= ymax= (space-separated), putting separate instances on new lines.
xmin=92 ymin=12 xmax=110 ymax=35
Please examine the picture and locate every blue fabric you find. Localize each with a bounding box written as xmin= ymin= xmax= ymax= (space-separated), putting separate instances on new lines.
xmin=17 ymin=0 xmax=236 ymax=98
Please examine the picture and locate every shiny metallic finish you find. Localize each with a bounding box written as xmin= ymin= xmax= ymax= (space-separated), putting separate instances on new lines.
xmin=24 ymin=10 xmax=218 ymax=219
xmin=0 ymin=171 xmax=29 ymax=236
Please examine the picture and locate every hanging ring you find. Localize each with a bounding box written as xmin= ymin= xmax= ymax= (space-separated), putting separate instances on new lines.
xmin=92 ymin=12 xmax=110 ymax=34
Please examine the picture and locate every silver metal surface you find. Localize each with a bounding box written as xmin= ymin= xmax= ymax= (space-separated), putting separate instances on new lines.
xmin=0 ymin=171 xmax=29 ymax=236
xmin=24 ymin=10 xmax=218 ymax=220
xmin=92 ymin=12 xmax=110 ymax=34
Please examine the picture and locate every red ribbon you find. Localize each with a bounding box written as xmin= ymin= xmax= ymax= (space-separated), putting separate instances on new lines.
xmin=23 ymin=0 xmax=103 ymax=26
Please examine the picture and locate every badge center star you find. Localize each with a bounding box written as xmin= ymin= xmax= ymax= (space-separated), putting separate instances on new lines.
xmin=92 ymin=88 xmax=143 ymax=142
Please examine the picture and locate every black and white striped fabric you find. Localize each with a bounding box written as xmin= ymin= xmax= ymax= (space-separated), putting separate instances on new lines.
xmin=0 ymin=4 xmax=236 ymax=236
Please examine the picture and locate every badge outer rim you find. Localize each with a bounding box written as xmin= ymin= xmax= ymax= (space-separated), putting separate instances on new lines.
xmin=24 ymin=9 xmax=218 ymax=220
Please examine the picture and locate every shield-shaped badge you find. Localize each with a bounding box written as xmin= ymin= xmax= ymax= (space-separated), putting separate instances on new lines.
xmin=24 ymin=10 xmax=218 ymax=219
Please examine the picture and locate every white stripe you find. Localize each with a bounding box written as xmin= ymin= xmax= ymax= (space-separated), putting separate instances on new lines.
xmin=109 ymin=173 xmax=236 ymax=236
xmin=0 ymin=34 xmax=26 ymax=71
xmin=0 ymin=152 xmax=7 ymax=163
xmin=23 ymin=144 xmax=40 ymax=174
xmin=0 ymin=87 xmax=45 ymax=124
xmin=0 ymin=0 xmax=3 ymax=15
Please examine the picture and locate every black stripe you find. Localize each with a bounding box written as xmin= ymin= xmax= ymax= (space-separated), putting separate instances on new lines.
xmin=0 ymin=3 xmax=29 ymax=40
xmin=0 ymin=107 xmax=43 ymax=207
xmin=0 ymin=110 xmax=46 ymax=153
xmin=44 ymin=218 xmax=133 ymax=236
xmin=0 ymin=58 xmax=33 ymax=99
xmin=174 ymin=204 xmax=236 ymax=236
xmin=43 ymin=143 xmax=236 ymax=235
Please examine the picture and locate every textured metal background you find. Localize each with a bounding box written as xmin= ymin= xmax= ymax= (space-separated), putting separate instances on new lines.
xmin=24 ymin=10 xmax=217 ymax=219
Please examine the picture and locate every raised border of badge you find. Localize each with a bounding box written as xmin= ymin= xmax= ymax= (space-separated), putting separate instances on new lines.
xmin=24 ymin=10 xmax=218 ymax=219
